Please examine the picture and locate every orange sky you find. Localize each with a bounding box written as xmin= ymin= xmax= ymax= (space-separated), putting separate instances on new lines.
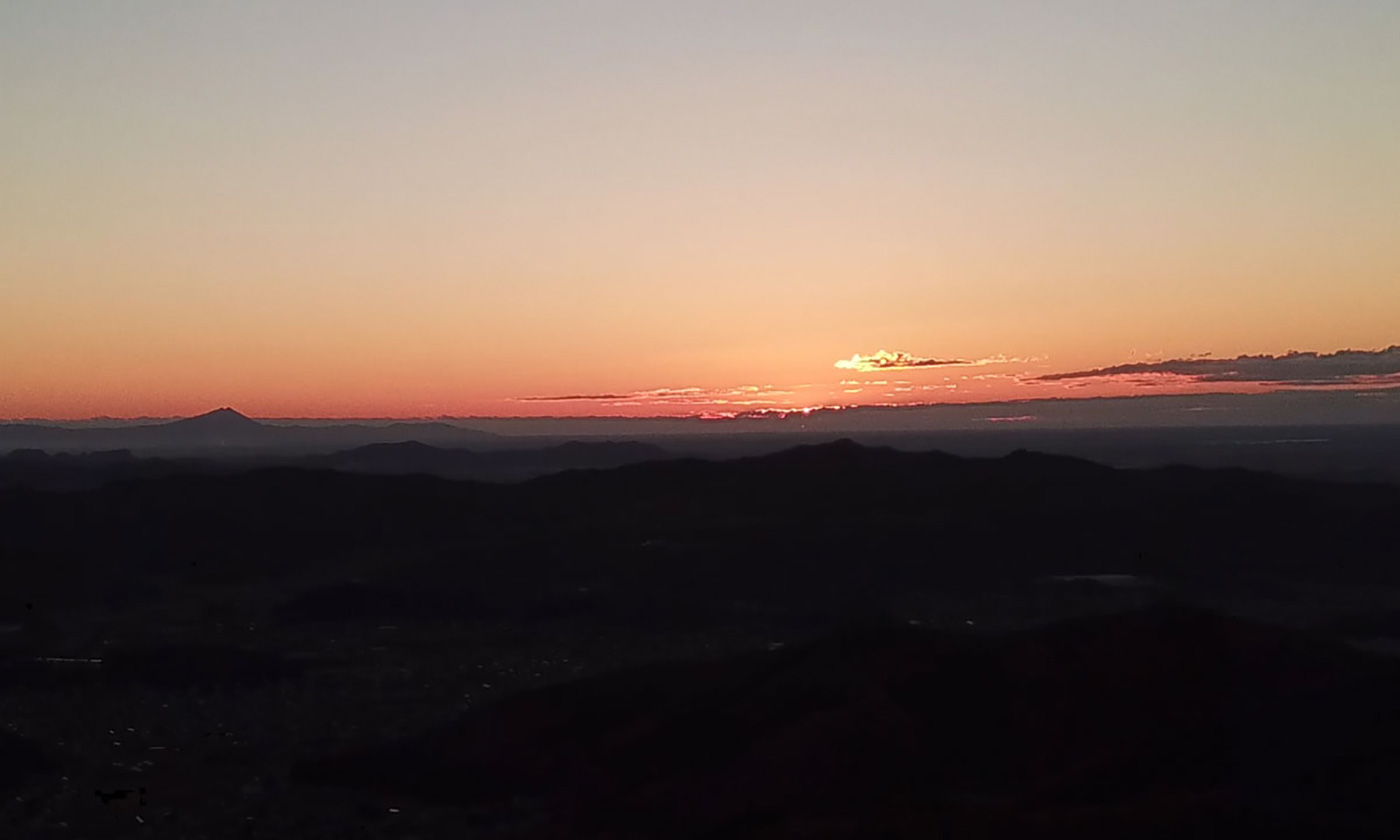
xmin=3 ymin=3 xmax=1398 ymax=420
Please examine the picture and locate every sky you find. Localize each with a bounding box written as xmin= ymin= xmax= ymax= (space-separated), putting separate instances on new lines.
xmin=2 ymin=1 xmax=1398 ymax=420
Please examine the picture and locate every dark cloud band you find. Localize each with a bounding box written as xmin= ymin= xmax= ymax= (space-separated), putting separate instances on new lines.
xmin=1036 ymin=346 xmax=1400 ymax=385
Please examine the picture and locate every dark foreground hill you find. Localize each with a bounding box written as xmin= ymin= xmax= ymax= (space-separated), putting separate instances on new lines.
xmin=305 ymin=438 xmax=675 ymax=481
xmin=2 ymin=440 xmax=1399 ymax=629
xmin=2 ymin=443 xmax=1400 ymax=836
xmin=294 ymin=605 xmax=1400 ymax=839
xmin=0 ymin=731 xmax=51 ymax=798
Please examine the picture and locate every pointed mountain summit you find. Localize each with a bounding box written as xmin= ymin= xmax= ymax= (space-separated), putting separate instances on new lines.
xmin=0 ymin=406 xmax=492 ymax=455
xmin=166 ymin=407 xmax=263 ymax=430
xmin=151 ymin=407 xmax=271 ymax=447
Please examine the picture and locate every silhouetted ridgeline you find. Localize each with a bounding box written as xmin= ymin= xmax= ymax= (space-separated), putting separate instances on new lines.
xmin=0 ymin=439 xmax=676 ymax=490
xmin=0 ymin=408 xmax=498 ymax=456
xmin=3 ymin=441 xmax=1400 ymax=835
xmin=1 ymin=441 xmax=1397 ymax=626
xmin=7 ymin=414 xmax=1400 ymax=486
xmin=8 ymin=407 xmax=1400 ymax=484
xmin=305 ymin=438 xmax=674 ymax=480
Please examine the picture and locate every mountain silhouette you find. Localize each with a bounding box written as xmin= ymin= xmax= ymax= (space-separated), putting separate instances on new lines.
xmin=0 ymin=438 xmax=679 ymax=490
xmin=164 ymin=407 xmax=262 ymax=431
xmin=154 ymin=407 xmax=272 ymax=447
xmin=3 ymin=440 xmax=1398 ymax=629
xmin=309 ymin=439 xmax=675 ymax=481
xmin=4 ymin=439 xmax=1400 ymax=834
xmin=0 ymin=408 xmax=498 ymax=455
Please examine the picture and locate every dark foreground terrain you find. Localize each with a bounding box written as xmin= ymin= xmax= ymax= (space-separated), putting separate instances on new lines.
xmin=1 ymin=441 xmax=1399 ymax=836
xmin=298 ymin=605 xmax=1400 ymax=839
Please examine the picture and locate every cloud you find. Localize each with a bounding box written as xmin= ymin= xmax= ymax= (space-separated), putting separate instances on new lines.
xmin=1035 ymin=345 xmax=1400 ymax=386
xmin=515 ymin=393 xmax=634 ymax=402
xmin=515 ymin=385 xmax=796 ymax=405
xmin=835 ymin=350 xmax=966 ymax=371
xmin=834 ymin=350 xmax=1032 ymax=372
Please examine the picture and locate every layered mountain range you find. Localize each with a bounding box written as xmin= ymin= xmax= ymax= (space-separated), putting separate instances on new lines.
xmin=0 ymin=408 xmax=498 ymax=455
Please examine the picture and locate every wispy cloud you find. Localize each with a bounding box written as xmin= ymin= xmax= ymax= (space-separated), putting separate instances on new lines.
xmin=515 ymin=385 xmax=796 ymax=405
xmin=834 ymin=350 xmax=1031 ymax=372
xmin=1035 ymin=345 xmax=1400 ymax=386
xmin=515 ymin=393 xmax=634 ymax=402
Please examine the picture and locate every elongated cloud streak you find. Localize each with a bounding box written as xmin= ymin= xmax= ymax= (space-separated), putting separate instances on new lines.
xmin=1036 ymin=345 xmax=1400 ymax=385
xmin=515 ymin=393 xmax=634 ymax=402
xmin=835 ymin=350 xmax=1029 ymax=372
xmin=516 ymin=385 xmax=796 ymax=404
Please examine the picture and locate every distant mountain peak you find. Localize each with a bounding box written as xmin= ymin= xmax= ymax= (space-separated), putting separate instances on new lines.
xmin=170 ymin=407 xmax=262 ymax=428
xmin=353 ymin=440 xmax=444 ymax=453
xmin=780 ymin=438 xmax=883 ymax=458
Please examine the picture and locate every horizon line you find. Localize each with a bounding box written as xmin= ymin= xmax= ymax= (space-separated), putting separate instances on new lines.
xmin=4 ymin=387 xmax=1397 ymax=426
